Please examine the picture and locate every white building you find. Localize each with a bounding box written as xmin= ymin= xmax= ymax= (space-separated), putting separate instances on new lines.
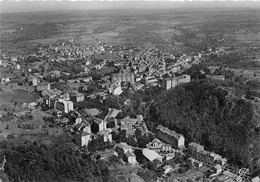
xmin=75 ymin=132 xmax=91 ymax=147
xmin=117 ymin=142 xmax=133 ymax=153
xmin=142 ymin=148 xmax=162 ymax=162
xmin=32 ymin=77 xmax=38 ymax=86
xmin=147 ymin=138 xmax=163 ymax=150
xmin=125 ymin=151 xmax=137 ymax=164
xmin=55 ymin=99 xmax=74 ymax=113
xmin=162 ymin=74 xmax=191 ymax=90
xmin=252 ymin=176 xmax=260 ymax=182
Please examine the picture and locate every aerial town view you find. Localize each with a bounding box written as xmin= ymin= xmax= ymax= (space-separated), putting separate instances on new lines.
xmin=0 ymin=1 xmax=260 ymax=182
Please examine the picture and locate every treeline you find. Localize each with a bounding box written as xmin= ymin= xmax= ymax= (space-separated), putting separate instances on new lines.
xmin=203 ymin=53 xmax=260 ymax=69
xmin=148 ymin=79 xmax=260 ymax=174
xmin=0 ymin=138 xmax=109 ymax=182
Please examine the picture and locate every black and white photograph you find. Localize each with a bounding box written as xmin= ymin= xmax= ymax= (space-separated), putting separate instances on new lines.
xmin=0 ymin=0 xmax=260 ymax=181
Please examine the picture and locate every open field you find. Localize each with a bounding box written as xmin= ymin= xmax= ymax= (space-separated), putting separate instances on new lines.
xmin=0 ymin=83 xmax=60 ymax=137
xmin=1 ymin=9 xmax=259 ymax=57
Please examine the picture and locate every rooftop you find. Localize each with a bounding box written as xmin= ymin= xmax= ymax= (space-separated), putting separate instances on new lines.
xmin=157 ymin=125 xmax=183 ymax=139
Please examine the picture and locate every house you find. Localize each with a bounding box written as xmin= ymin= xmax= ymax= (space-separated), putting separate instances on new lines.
xmin=78 ymin=85 xmax=88 ymax=93
xmin=164 ymin=152 xmax=175 ymax=161
xmin=252 ymin=176 xmax=260 ymax=182
xmin=111 ymin=71 xmax=135 ymax=83
xmin=1 ymin=77 xmax=10 ymax=83
xmin=124 ymin=151 xmax=137 ymax=164
xmin=206 ymin=75 xmax=225 ymax=81
xmin=50 ymin=70 xmax=61 ymax=78
xmin=188 ymin=142 xmax=227 ymax=166
xmin=163 ymin=165 xmax=173 ymax=174
xmin=117 ymin=142 xmax=133 ymax=153
xmin=145 ymin=78 xmax=158 ymax=86
xmin=161 ymin=144 xmax=174 ymax=153
xmin=102 ymin=131 xmax=112 ymax=142
xmin=194 ymin=160 xmax=203 ymax=168
xmin=142 ymin=148 xmax=163 ymax=162
xmin=28 ymin=102 xmax=37 ymax=108
xmin=60 ymin=92 xmax=70 ymax=101
xmin=162 ymin=74 xmax=190 ymax=90
xmin=56 ymin=117 xmax=69 ymax=124
xmin=31 ymin=77 xmax=38 ymax=86
xmin=82 ymin=76 xmax=92 ymax=83
xmin=74 ymin=131 xmax=91 ymax=147
xmin=112 ymin=85 xmax=123 ymax=95
xmin=156 ymin=125 xmax=185 ymax=149
xmin=137 ymin=115 xmax=143 ymax=124
xmin=70 ymin=92 xmax=84 ymax=102
xmin=55 ymin=99 xmax=73 ymax=113
xmin=147 ymin=138 xmax=164 ymax=151
xmin=99 ymin=150 xmax=118 ymax=160
xmin=74 ymin=122 xmax=91 ymax=133
xmin=212 ymin=164 xmax=223 ymax=175
xmin=37 ymin=83 xmax=50 ymax=91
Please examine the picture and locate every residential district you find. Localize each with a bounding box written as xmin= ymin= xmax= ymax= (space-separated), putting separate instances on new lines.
xmin=0 ymin=39 xmax=258 ymax=182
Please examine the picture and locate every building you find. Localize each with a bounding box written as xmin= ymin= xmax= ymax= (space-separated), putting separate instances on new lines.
xmin=74 ymin=131 xmax=91 ymax=147
xmin=188 ymin=142 xmax=227 ymax=166
xmin=60 ymin=93 xmax=70 ymax=101
xmin=156 ymin=125 xmax=185 ymax=149
xmin=137 ymin=115 xmax=143 ymax=124
xmin=162 ymin=74 xmax=191 ymax=90
xmin=91 ymin=118 xmax=106 ymax=133
xmin=82 ymin=76 xmax=92 ymax=83
xmin=206 ymin=75 xmax=225 ymax=81
xmin=188 ymin=142 xmax=204 ymax=156
xmin=252 ymin=176 xmax=260 ymax=182
xmin=32 ymin=77 xmax=38 ymax=86
xmin=161 ymin=144 xmax=174 ymax=153
xmin=1 ymin=77 xmax=10 ymax=83
xmin=163 ymin=165 xmax=173 ymax=174
xmin=74 ymin=122 xmax=91 ymax=133
xmin=37 ymin=83 xmax=50 ymax=91
xmin=55 ymin=99 xmax=74 ymax=113
xmin=103 ymin=131 xmax=112 ymax=142
xmin=142 ymin=148 xmax=163 ymax=162
xmin=117 ymin=142 xmax=133 ymax=153
xmin=147 ymin=138 xmax=164 ymax=151
xmin=70 ymin=92 xmax=84 ymax=102
xmin=193 ymin=160 xmax=203 ymax=168
xmin=125 ymin=151 xmax=137 ymax=164
xmin=109 ymin=82 xmax=123 ymax=96
xmin=111 ymin=71 xmax=135 ymax=83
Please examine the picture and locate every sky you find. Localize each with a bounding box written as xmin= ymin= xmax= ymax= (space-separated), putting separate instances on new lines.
xmin=1 ymin=1 xmax=260 ymax=14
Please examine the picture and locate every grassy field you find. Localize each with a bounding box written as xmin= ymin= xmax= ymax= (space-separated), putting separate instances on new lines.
xmin=0 ymin=84 xmax=52 ymax=137
xmin=2 ymin=9 xmax=259 ymax=56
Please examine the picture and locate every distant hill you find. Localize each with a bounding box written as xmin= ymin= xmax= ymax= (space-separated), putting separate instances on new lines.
xmin=148 ymin=79 xmax=260 ymax=174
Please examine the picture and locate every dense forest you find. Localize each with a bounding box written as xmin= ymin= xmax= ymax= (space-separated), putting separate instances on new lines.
xmin=148 ymin=79 xmax=260 ymax=174
xmin=0 ymin=137 xmax=109 ymax=182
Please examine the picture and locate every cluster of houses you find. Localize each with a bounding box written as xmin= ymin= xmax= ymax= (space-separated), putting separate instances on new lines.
xmin=1 ymin=38 xmax=257 ymax=182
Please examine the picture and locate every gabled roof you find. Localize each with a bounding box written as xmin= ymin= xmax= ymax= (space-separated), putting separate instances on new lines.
xmin=93 ymin=118 xmax=103 ymax=124
xmin=125 ymin=150 xmax=136 ymax=158
xmin=117 ymin=142 xmax=132 ymax=151
xmin=157 ymin=125 xmax=183 ymax=139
